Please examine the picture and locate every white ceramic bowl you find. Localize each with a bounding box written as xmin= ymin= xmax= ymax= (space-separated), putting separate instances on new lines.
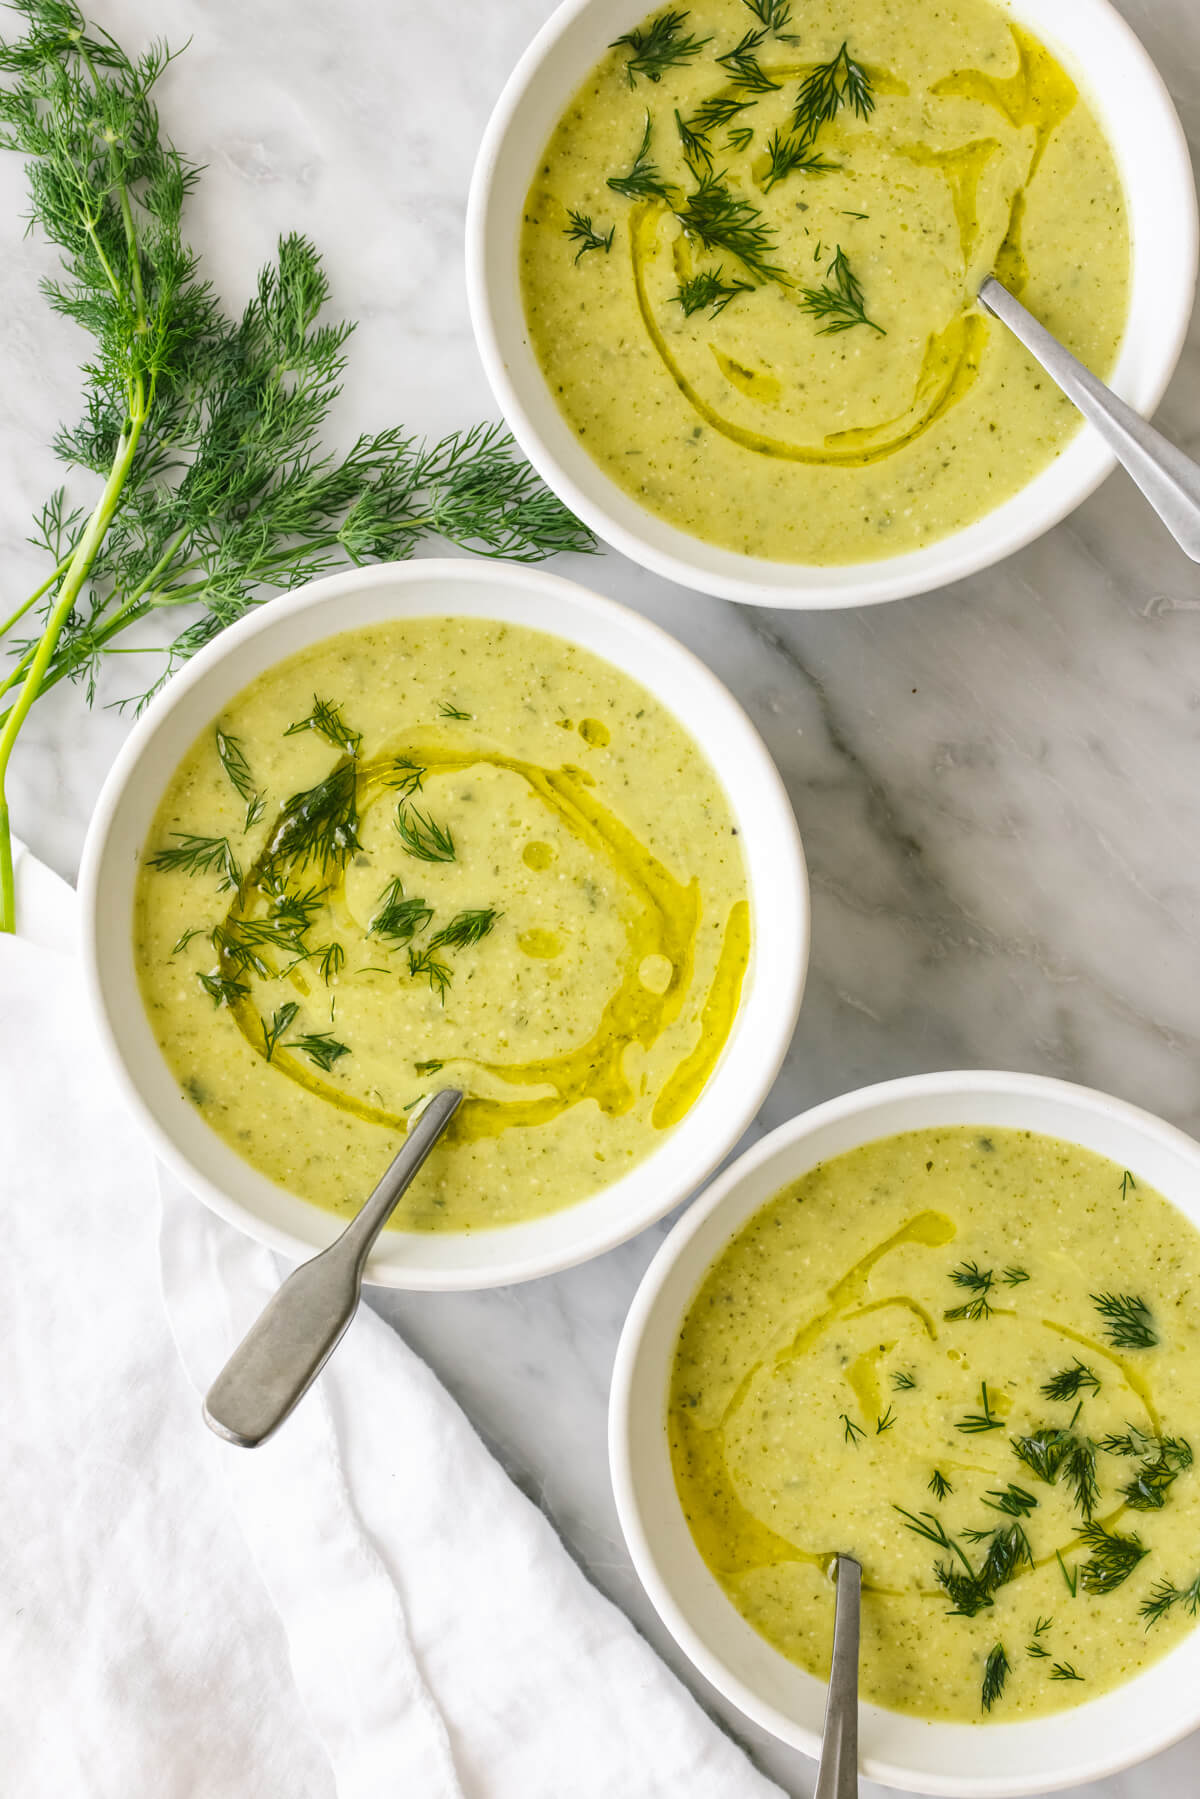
xmin=79 ymin=559 xmax=808 ymax=1290
xmin=467 ymin=0 xmax=1197 ymax=609
xmin=610 ymin=1070 xmax=1200 ymax=1794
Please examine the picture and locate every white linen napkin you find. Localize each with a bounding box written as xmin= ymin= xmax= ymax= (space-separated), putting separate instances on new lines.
xmin=1 ymin=843 xmax=784 ymax=1799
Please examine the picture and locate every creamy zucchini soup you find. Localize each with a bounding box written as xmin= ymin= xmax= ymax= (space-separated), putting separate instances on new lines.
xmin=669 ymin=1128 xmax=1200 ymax=1720
xmin=520 ymin=0 xmax=1130 ymax=564
xmin=134 ymin=618 xmax=749 ymax=1231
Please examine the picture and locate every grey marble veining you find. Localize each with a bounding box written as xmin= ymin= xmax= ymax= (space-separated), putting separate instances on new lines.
xmin=3 ymin=1 xmax=1199 ymax=1793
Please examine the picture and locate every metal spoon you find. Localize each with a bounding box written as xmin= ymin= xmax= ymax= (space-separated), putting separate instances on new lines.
xmin=815 ymin=1554 xmax=862 ymax=1799
xmin=203 ymin=1087 xmax=462 ymax=1447
xmin=979 ymin=276 xmax=1200 ymax=562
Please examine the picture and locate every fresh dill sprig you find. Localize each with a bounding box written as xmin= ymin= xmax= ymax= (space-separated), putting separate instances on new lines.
xmin=672 ymin=269 xmax=755 ymax=317
xmin=983 ymin=1484 xmax=1038 ymax=1518
xmin=395 ymin=804 xmax=455 ymax=863
xmin=172 ymin=926 xmax=204 ymax=954
xmin=1011 ymin=1421 xmax=1074 ymax=1485
xmin=1099 ymin=1426 xmax=1192 ymax=1466
xmin=1050 ymin=1662 xmax=1083 ymax=1682
xmin=715 ymin=28 xmax=780 ymax=93
xmin=437 ymin=701 xmax=471 ymax=721
xmin=381 ymin=757 xmax=425 ymax=798
xmin=368 ymin=879 xmax=433 ymax=945
xmin=197 ymin=970 xmax=249 ymax=1008
xmin=761 ymin=129 xmax=839 ymax=192
xmin=564 ymin=210 xmax=614 ymax=261
xmin=674 ymin=172 xmax=786 ymax=283
xmin=688 ymin=95 xmax=755 ymax=137
xmin=798 ymin=246 xmax=885 ymax=335
xmin=892 ymin=1371 xmax=916 ymax=1391
xmin=978 ymin=1523 xmax=1034 ymax=1593
xmin=981 ymin=1644 xmax=1008 ymax=1713
xmin=950 ymin=1261 xmax=994 ymax=1293
xmin=841 ymin=1413 xmax=864 ymax=1445
xmin=0 ymin=8 xmax=592 ymax=935
xmin=1077 ymin=1521 xmax=1147 ymax=1594
xmin=726 ymin=125 xmax=755 ymax=152
xmin=955 ymin=1382 xmax=1004 ymax=1434
xmin=674 ymin=109 xmax=714 ymax=175
xmin=1026 ymin=1616 xmax=1053 ymax=1657
xmin=414 ymin=1058 xmax=444 ymax=1076
xmin=935 ymin=1563 xmax=993 ymax=1618
xmin=267 ymin=761 xmax=361 ymax=874
xmin=316 ymin=941 xmax=344 ymax=982
xmin=1140 ymin=1572 xmax=1200 ymax=1628
xmin=893 ymin=1507 xmax=973 ymax=1575
xmin=215 ymin=730 xmax=265 ymax=829
xmin=284 ymin=696 xmax=362 ymax=757
xmin=928 ymin=1469 xmax=952 ymax=1500
xmin=1041 ymin=1360 xmax=1100 ymax=1402
xmin=1120 ymin=1169 xmax=1137 ymax=1198
xmin=1091 ymin=1292 xmax=1158 ymax=1350
xmin=791 ymin=41 xmax=875 ymax=143
xmin=1056 ymin=1549 xmax=1079 ymax=1597
xmin=1105 ymin=1431 xmax=1191 ymax=1511
xmin=149 ymin=833 xmax=242 ymax=893
xmin=408 ymin=944 xmax=452 ymax=1003
xmin=609 ymin=10 xmax=711 ymax=85
xmin=290 ymin=1031 xmax=350 ymax=1071
xmin=429 ymin=908 xmax=501 ymax=951
xmin=742 ymin=0 xmax=794 ymax=34
xmin=607 ymin=114 xmax=676 ymax=202
xmin=1062 ymin=1439 xmax=1099 ymax=1520
xmin=1002 ymin=1266 xmax=1030 ymax=1286
xmin=261 ymin=1001 xmax=299 ymax=1062
xmin=875 ymin=1406 xmax=896 ymax=1435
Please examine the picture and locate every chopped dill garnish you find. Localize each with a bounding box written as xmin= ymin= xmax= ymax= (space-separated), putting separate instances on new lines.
xmin=429 ymin=908 xmax=501 ymax=951
xmin=1099 ymin=1426 xmax=1192 ymax=1466
xmin=675 ymin=108 xmax=713 ymax=174
xmin=408 ymin=945 xmax=452 ymax=1003
xmin=437 ymin=700 xmax=472 ymax=721
xmin=1050 ymin=1662 xmax=1083 ymax=1682
xmin=762 ymin=128 xmax=839 ymax=191
xmin=981 ymin=1644 xmax=1008 ymax=1713
xmin=978 ymin=1523 xmax=1034 ymax=1593
xmin=381 ymin=757 xmax=425 ymax=798
xmin=674 ymin=172 xmax=786 ymax=282
xmin=983 ymin=1484 xmax=1038 ymax=1518
xmin=798 ymin=246 xmax=884 ymax=335
xmin=715 ymin=28 xmax=780 ymax=93
xmin=197 ymin=970 xmax=248 ymax=1008
xmin=607 ymin=114 xmax=676 ymax=202
xmin=672 ymin=268 xmax=755 ymax=316
xmin=368 ymin=878 xmax=433 ymax=944
xmin=172 ymin=926 xmax=204 ymax=954
xmin=928 ymin=1469 xmax=952 ymax=1500
xmin=210 ymin=921 xmax=269 ymax=980
xmin=414 ymin=1058 xmax=444 ymax=1076
xmin=1120 ymin=1169 xmax=1137 ymax=1198
xmin=1041 ymin=1360 xmax=1100 ymax=1402
xmin=791 ymin=41 xmax=874 ymax=143
xmin=688 ymin=94 xmax=755 ymax=136
xmin=1056 ymin=1549 xmax=1079 ymax=1597
xmin=1062 ymin=1439 xmax=1099 ymax=1520
xmin=215 ymin=730 xmax=264 ymax=830
xmin=1105 ymin=1432 xmax=1192 ymax=1511
xmin=1077 ymin=1521 xmax=1147 ymax=1594
xmin=945 ymin=1292 xmax=993 ymax=1323
xmin=610 ymin=10 xmax=711 ymax=85
xmin=1140 ymin=1572 xmax=1200 ymax=1628
xmin=892 ymin=1371 xmax=916 ymax=1391
xmin=894 ymin=1507 xmax=967 ymax=1565
xmin=261 ymin=1001 xmax=299 ymax=1062
xmin=267 ymin=761 xmax=361 ymax=874
xmin=742 ymin=0 xmax=794 ymax=34
xmin=149 ymin=833 xmax=242 ymax=893
xmin=1026 ymin=1616 xmax=1053 ymax=1657
xmin=726 ymin=125 xmax=754 ymax=152
xmin=955 ymin=1381 xmax=1003 ymax=1434
xmin=395 ymin=804 xmax=456 ymax=863
xmin=841 ymin=1413 xmax=864 ymax=1445
xmin=1002 ymin=1266 xmax=1030 ymax=1286
xmin=1011 ymin=1420 xmax=1075 ymax=1485
xmin=950 ymin=1260 xmax=994 ymax=1293
xmin=1091 ymin=1292 xmax=1158 ymax=1350
xmin=316 ymin=942 xmax=344 ymax=982
xmin=291 ymin=1032 xmax=350 ymax=1072
xmin=284 ymin=696 xmax=362 ymax=757
xmin=875 ymin=1406 xmax=896 ymax=1434
xmin=564 ymin=210 xmax=614 ymax=261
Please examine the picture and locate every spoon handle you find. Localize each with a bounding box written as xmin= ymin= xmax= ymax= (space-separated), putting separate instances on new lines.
xmin=815 ymin=1555 xmax=861 ymax=1799
xmin=203 ymin=1088 xmax=462 ymax=1447
xmin=979 ymin=276 xmax=1200 ymax=562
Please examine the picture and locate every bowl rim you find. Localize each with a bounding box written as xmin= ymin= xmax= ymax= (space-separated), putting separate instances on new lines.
xmin=609 ymin=1068 xmax=1200 ymax=1793
xmin=466 ymin=0 xmax=1199 ymax=609
xmin=77 ymin=557 xmax=810 ymax=1289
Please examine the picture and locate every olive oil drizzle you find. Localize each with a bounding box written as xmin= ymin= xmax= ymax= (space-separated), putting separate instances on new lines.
xmin=212 ymin=735 xmax=747 ymax=1143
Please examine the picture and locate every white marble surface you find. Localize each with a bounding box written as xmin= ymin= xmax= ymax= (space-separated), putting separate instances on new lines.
xmin=4 ymin=0 xmax=1200 ymax=1792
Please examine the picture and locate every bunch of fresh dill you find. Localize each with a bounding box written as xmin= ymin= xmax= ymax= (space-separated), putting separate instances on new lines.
xmin=0 ymin=0 xmax=592 ymax=932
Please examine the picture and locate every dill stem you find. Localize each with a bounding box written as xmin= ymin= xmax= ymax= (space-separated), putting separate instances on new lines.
xmin=0 ymin=400 xmax=147 ymax=933
xmin=0 ymin=559 xmax=73 ymax=644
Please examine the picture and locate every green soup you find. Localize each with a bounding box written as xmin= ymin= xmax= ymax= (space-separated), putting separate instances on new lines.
xmin=520 ymin=0 xmax=1130 ymax=564
xmin=669 ymin=1127 xmax=1200 ymax=1720
xmin=134 ymin=617 xmax=749 ymax=1231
